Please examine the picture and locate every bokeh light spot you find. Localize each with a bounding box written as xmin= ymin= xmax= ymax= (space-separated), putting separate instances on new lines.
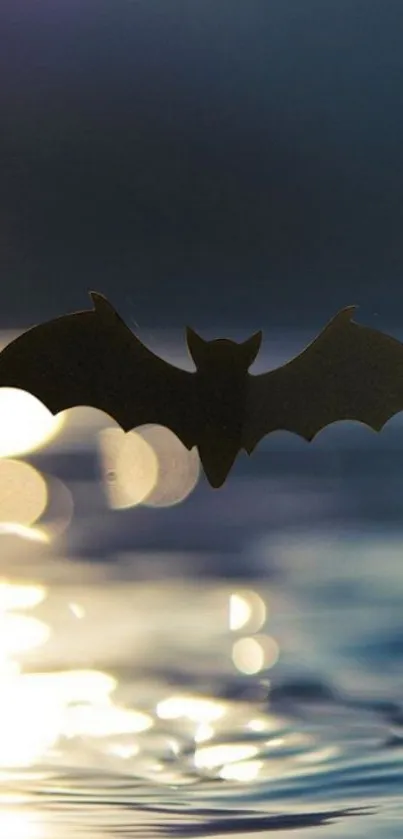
xmin=137 ymin=425 xmax=200 ymax=507
xmin=98 ymin=428 xmax=158 ymax=508
xmin=229 ymin=590 xmax=267 ymax=632
xmin=232 ymin=635 xmax=279 ymax=675
xmin=0 ymin=460 xmax=48 ymax=525
xmin=0 ymin=389 xmax=64 ymax=458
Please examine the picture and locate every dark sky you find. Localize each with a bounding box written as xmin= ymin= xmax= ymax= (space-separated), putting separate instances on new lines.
xmin=2 ymin=0 xmax=403 ymax=331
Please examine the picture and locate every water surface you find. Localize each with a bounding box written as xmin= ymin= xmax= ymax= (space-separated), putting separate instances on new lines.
xmin=0 ymin=330 xmax=402 ymax=838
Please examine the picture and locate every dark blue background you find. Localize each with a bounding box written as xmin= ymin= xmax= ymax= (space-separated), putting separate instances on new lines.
xmin=1 ymin=0 xmax=403 ymax=331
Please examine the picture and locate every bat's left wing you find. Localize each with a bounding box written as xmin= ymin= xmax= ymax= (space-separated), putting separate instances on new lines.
xmin=245 ymin=307 xmax=403 ymax=453
xmin=0 ymin=292 xmax=199 ymax=449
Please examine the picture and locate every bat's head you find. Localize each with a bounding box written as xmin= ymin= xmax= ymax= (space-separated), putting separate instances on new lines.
xmin=186 ymin=328 xmax=262 ymax=373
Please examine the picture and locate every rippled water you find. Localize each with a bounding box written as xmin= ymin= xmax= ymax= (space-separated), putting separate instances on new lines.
xmin=1 ymin=331 xmax=403 ymax=837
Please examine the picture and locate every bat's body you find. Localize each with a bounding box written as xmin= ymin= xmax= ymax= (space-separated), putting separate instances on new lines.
xmin=183 ymin=329 xmax=262 ymax=485
xmin=0 ymin=292 xmax=403 ymax=488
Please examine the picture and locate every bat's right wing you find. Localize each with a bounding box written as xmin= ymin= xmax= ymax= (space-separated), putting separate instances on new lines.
xmin=245 ymin=307 xmax=403 ymax=453
xmin=0 ymin=292 xmax=199 ymax=450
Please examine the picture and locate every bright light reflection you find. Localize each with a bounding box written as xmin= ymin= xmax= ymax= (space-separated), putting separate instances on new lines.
xmin=0 ymin=678 xmax=63 ymax=767
xmin=248 ymin=717 xmax=278 ymax=733
xmin=220 ymin=759 xmax=264 ymax=782
xmin=0 ymin=461 xmax=48 ymax=525
xmin=0 ymin=667 xmax=144 ymax=767
xmin=0 ymin=811 xmax=44 ymax=839
xmin=229 ymin=594 xmax=251 ymax=630
xmin=0 ymin=613 xmax=50 ymax=656
xmin=107 ymin=743 xmax=140 ymax=760
xmin=0 ymin=580 xmax=148 ymax=769
xmin=194 ymin=743 xmax=258 ymax=770
xmin=98 ymin=428 xmax=158 ymax=508
xmin=41 ymin=670 xmax=117 ymax=703
xmin=156 ymin=695 xmax=225 ymax=723
xmin=68 ymin=602 xmax=85 ymax=619
xmin=0 ymin=582 xmax=46 ymax=611
xmin=232 ymin=635 xmax=279 ymax=675
xmin=229 ymin=590 xmax=266 ymax=632
xmin=64 ymin=704 xmax=153 ymax=738
xmin=0 ymin=388 xmax=64 ymax=457
xmin=194 ymin=723 xmax=215 ymax=743
xmin=296 ymin=745 xmax=339 ymax=764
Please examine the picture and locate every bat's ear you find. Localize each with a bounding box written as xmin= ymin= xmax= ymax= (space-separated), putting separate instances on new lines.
xmin=89 ymin=291 xmax=130 ymax=329
xmin=90 ymin=291 xmax=120 ymax=319
xmin=186 ymin=327 xmax=207 ymax=367
xmin=241 ymin=331 xmax=263 ymax=368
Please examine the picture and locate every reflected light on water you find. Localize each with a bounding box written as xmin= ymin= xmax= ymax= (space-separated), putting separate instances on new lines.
xmin=64 ymin=704 xmax=153 ymax=738
xmin=232 ymin=635 xmax=279 ymax=675
xmin=194 ymin=743 xmax=259 ymax=771
xmin=0 ymin=811 xmax=44 ymax=839
xmin=106 ymin=742 xmax=140 ymax=761
xmin=0 ymin=666 xmax=139 ymax=767
xmin=295 ymin=745 xmax=340 ymax=764
xmin=0 ymin=582 xmax=46 ymax=611
xmin=0 ymin=461 xmax=48 ymax=525
xmin=248 ymin=717 xmax=279 ymax=733
xmin=194 ymin=722 xmax=215 ymax=743
xmin=68 ymin=602 xmax=85 ymax=619
xmin=44 ymin=670 xmax=117 ymax=703
xmin=0 ymin=580 xmax=53 ymax=767
xmin=0 ymin=579 xmax=151 ymax=769
xmin=0 ymin=677 xmax=63 ymax=767
xmin=0 ymin=580 xmax=49 ymax=666
xmin=220 ymin=759 xmax=264 ymax=782
xmin=229 ymin=590 xmax=267 ymax=632
xmin=0 ymin=389 xmax=64 ymax=458
xmin=156 ymin=695 xmax=225 ymax=723
xmin=98 ymin=428 xmax=158 ymax=508
xmin=0 ymin=613 xmax=50 ymax=656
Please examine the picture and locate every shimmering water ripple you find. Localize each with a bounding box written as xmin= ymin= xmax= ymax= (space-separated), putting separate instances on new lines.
xmin=0 ymin=571 xmax=401 ymax=838
xmin=0 ymin=333 xmax=403 ymax=836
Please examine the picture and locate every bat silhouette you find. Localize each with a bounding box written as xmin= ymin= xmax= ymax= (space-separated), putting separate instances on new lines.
xmin=0 ymin=292 xmax=402 ymax=488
